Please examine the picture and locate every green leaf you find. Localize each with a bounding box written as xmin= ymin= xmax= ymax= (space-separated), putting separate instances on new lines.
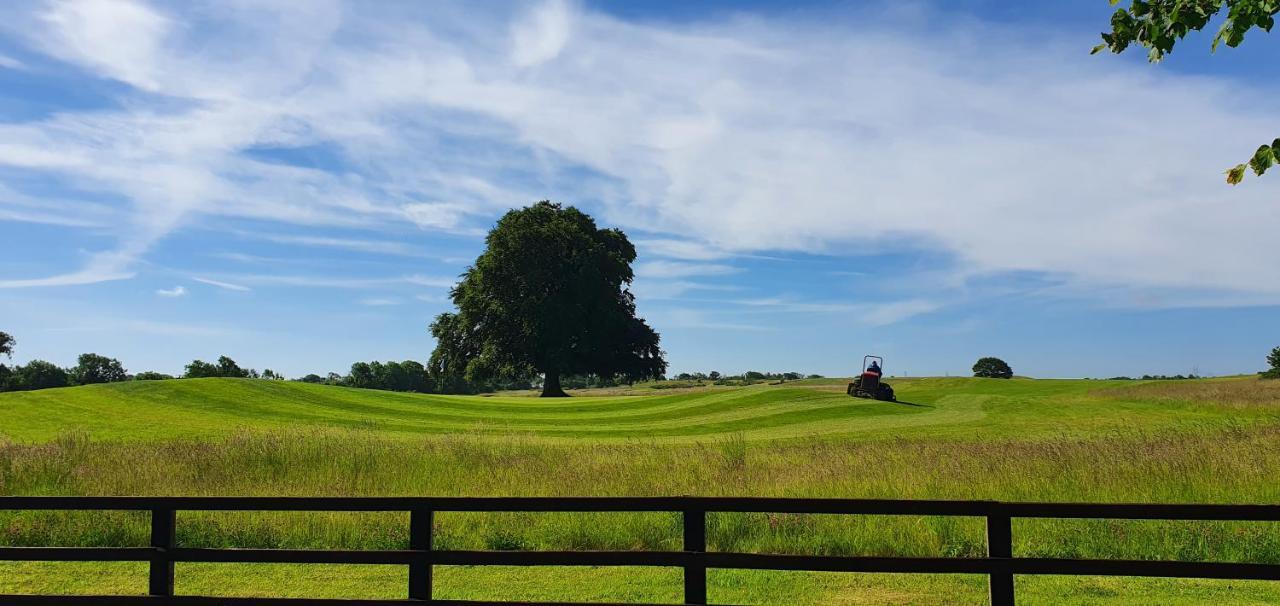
xmin=1226 ymin=163 xmax=1247 ymax=185
xmin=1249 ymin=144 xmax=1276 ymax=176
xmin=1090 ymin=43 xmax=1109 ymax=55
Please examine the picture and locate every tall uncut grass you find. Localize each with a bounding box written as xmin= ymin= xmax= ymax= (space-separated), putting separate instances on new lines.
xmin=4 ymin=425 xmax=1280 ymax=563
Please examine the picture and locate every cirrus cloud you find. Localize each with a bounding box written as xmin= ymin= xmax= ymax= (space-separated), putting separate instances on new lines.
xmin=0 ymin=0 xmax=1275 ymax=310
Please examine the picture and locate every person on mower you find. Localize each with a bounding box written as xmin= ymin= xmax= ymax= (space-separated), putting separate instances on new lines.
xmin=867 ymin=360 xmax=882 ymax=376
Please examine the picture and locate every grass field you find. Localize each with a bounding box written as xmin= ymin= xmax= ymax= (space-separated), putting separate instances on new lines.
xmin=3 ymin=376 xmax=1280 ymax=603
xmin=2 ymin=376 xmax=1278 ymax=443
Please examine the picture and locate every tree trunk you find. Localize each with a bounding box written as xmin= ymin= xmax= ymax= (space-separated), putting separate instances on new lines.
xmin=541 ymin=370 xmax=568 ymax=398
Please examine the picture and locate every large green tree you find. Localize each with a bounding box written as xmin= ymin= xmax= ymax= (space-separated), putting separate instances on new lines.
xmin=973 ymin=357 xmax=1014 ymax=379
xmin=1093 ymin=0 xmax=1279 ymax=183
xmin=0 ymin=331 xmax=13 ymax=392
xmin=216 ymin=356 xmax=250 ymax=378
xmin=427 ymin=312 xmax=482 ymax=394
xmin=184 ymin=356 xmax=252 ymax=379
xmin=429 ymin=201 xmax=666 ymax=397
xmin=184 ymin=360 xmax=220 ymax=378
xmin=69 ymin=353 xmax=128 ymax=385
xmin=1265 ymin=346 xmax=1280 ymax=378
xmin=10 ymin=360 xmax=70 ymax=391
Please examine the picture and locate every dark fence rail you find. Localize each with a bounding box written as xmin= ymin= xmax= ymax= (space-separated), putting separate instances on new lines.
xmin=1 ymin=496 xmax=1279 ymax=605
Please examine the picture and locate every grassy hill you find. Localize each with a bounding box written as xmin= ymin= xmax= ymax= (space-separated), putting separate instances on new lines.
xmin=3 ymin=376 xmax=1280 ymax=604
xmin=1 ymin=375 xmax=1276 ymax=443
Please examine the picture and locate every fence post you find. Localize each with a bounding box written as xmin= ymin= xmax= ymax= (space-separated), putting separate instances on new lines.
xmin=149 ymin=508 xmax=176 ymax=597
xmin=986 ymin=505 xmax=1014 ymax=606
xmin=683 ymin=505 xmax=707 ymax=605
xmin=409 ymin=508 xmax=434 ymax=601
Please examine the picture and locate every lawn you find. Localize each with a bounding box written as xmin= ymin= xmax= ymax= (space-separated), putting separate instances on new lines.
xmin=1 ymin=375 xmax=1277 ymax=443
xmin=2 ymin=376 xmax=1280 ymax=603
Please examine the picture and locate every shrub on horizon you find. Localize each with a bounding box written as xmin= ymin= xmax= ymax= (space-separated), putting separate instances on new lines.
xmin=1265 ymin=347 xmax=1280 ymax=380
xmin=973 ymin=357 xmax=1014 ymax=379
xmin=183 ymin=356 xmax=252 ymax=379
xmin=7 ymin=360 xmax=70 ymax=391
xmin=69 ymin=353 xmax=127 ymax=385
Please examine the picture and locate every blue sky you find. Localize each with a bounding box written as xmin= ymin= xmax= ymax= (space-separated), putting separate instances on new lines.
xmin=1 ymin=0 xmax=1278 ymax=379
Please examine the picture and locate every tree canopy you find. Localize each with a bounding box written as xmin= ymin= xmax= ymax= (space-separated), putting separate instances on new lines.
xmin=0 ymin=331 xmax=13 ymax=359
xmin=9 ymin=360 xmax=69 ymax=391
xmin=1093 ymin=0 xmax=1279 ymax=183
xmin=429 ymin=201 xmax=666 ymax=397
xmin=973 ymin=357 xmax=1014 ymax=379
xmin=69 ymin=353 xmax=128 ymax=385
xmin=344 ymin=360 xmax=431 ymax=392
xmin=184 ymin=356 xmax=254 ymax=379
xmin=1265 ymin=346 xmax=1280 ymax=378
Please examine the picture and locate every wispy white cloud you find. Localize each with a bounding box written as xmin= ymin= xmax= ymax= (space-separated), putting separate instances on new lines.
xmin=0 ymin=249 xmax=137 ymax=288
xmin=735 ymin=297 xmax=861 ymax=313
xmin=220 ymin=273 xmax=455 ymax=290
xmin=359 ymin=297 xmax=404 ymax=306
xmin=708 ymin=296 xmax=940 ymax=326
xmin=192 ymin=277 xmax=251 ymax=292
xmin=634 ymin=239 xmax=733 ymax=261
xmin=229 ymin=275 xmax=398 ymax=289
xmin=656 ymin=308 xmax=776 ymax=332
xmin=404 ymin=274 xmax=458 ymax=288
xmin=0 ymin=206 xmax=102 ymax=227
xmin=854 ymin=299 xmax=941 ymax=327
xmin=402 ymin=202 xmax=472 ymax=231
xmin=155 ymin=285 xmax=186 ymax=297
xmin=245 ymin=232 xmax=432 ymax=257
xmin=631 ymin=279 xmax=739 ymax=300
xmin=37 ymin=0 xmax=173 ymax=91
xmin=0 ymin=183 xmax=118 ymax=228
xmin=0 ymin=142 xmax=91 ymax=169
xmin=0 ymin=0 xmax=1278 ymax=307
xmin=0 ymin=54 xmax=23 ymax=70
xmin=634 ymin=261 xmax=740 ymax=279
xmin=510 ymin=0 xmax=573 ymax=68
xmin=48 ymin=318 xmax=239 ymax=338
xmin=828 ymin=270 xmax=870 ymax=277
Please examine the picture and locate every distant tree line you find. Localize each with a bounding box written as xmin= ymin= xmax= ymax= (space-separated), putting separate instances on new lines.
xmin=666 ymin=371 xmax=824 ymax=386
xmin=1105 ymin=374 xmax=1203 ymax=381
xmin=0 ymin=347 xmax=137 ymax=393
xmin=182 ymin=355 xmax=282 ymax=380
xmin=308 ymin=361 xmax=537 ymax=394
xmin=0 ymin=332 xmax=287 ymax=393
xmin=0 ymin=330 xmax=556 ymax=395
xmin=4 ymin=327 xmax=1277 ymax=394
xmin=291 ymin=361 xmax=533 ymax=394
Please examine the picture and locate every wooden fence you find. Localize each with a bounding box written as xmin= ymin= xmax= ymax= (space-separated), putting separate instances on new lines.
xmin=2 ymin=496 xmax=1279 ymax=605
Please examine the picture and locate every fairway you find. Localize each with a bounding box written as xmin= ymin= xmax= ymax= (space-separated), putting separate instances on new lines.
xmin=4 ymin=376 xmax=1280 ymax=604
xmin=1 ymin=376 xmax=1277 ymax=444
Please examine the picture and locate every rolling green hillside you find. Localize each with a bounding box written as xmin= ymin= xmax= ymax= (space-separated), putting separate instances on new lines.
xmin=1 ymin=376 xmax=1277 ymax=443
xmin=4 ymin=376 xmax=1280 ymax=604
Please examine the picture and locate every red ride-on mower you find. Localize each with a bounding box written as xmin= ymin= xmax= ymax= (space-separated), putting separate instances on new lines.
xmin=847 ymin=355 xmax=896 ymax=401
